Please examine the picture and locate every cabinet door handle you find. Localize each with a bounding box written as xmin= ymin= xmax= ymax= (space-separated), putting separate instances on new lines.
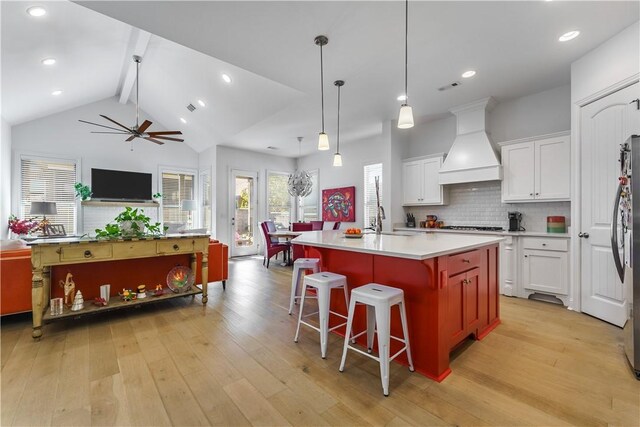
xmin=84 ymin=250 xmax=92 ymax=258
xmin=529 ymin=193 xmax=533 ymax=196
xmin=542 ymin=243 xmax=547 ymax=246
xmin=173 ymin=244 xmax=180 ymax=251
xmin=462 ymin=259 xmax=470 ymax=263
xmin=524 ymin=255 xmax=528 ymax=258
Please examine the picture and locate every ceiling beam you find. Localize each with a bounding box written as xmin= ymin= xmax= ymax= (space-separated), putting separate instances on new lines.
xmin=118 ymin=28 xmax=151 ymax=104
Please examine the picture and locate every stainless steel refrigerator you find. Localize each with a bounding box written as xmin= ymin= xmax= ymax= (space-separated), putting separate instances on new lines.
xmin=613 ymin=135 xmax=640 ymax=380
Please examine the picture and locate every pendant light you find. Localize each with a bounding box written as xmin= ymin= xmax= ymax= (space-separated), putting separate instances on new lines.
xmin=397 ymin=0 xmax=414 ymax=129
xmin=333 ymin=80 xmax=344 ymax=167
xmin=288 ymin=137 xmax=313 ymax=198
xmin=315 ymin=35 xmax=330 ymax=150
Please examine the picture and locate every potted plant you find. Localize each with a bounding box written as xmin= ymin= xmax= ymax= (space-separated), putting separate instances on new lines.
xmin=95 ymin=207 xmax=166 ymax=239
xmin=74 ymin=183 xmax=92 ymax=201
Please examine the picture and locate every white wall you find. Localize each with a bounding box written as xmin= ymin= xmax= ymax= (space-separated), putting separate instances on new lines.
xmin=1 ymin=117 xmax=11 ymax=238
xmin=571 ymin=21 xmax=639 ymax=103
xmin=11 ymin=96 xmax=199 ymax=233
xmin=297 ymin=134 xmax=386 ymax=230
xmin=216 ymin=145 xmax=296 ymax=247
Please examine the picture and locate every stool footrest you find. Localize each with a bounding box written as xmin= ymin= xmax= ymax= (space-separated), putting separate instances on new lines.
xmin=390 ymin=346 xmax=408 ymax=362
xmin=346 ymin=344 xmax=380 ymax=362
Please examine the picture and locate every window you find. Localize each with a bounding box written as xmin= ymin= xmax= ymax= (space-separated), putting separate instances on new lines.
xmin=161 ymin=171 xmax=195 ymax=228
xmin=20 ymin=156 xmax=78 ymax=234
xmin=200 ymin=171 xmax=211 ymax=233
xmin=299 ymin=169 xmax=319 ymax=222
xmin=267 ymin=171 xmax=292 ymax=230
xmin=364 ymin=163 xmax=383 ymax=228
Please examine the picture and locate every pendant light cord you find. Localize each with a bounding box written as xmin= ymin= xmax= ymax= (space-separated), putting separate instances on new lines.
xmin=404 ymin=0 xmax=408 ymax=104
xmin=136 ymin=59 xmax=140 ymax=129
xmin=336 ymin=85 xmax=341 ymax=153
xmin=320 ymin=43 xmax=325 ymax=133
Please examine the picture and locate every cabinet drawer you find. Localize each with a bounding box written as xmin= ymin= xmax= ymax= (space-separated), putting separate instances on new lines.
xmin=60 ymin=245 xmax=112 ymax=261
xmin=522 ymin=237 xmax=567 ymax=251
xmin=157 ymin=240 xmax=194 ymax=254
xmin=447 ymin=249 xmax=481 ymax=276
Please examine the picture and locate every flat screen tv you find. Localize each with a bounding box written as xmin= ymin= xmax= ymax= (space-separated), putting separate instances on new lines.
xmin=91 ymin=168 xmax=152 ymax=201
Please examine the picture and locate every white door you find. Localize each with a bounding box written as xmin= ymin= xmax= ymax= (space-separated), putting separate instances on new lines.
xmin=230 ymin=170 xmax=258 ymax=257
xmin=535 ymin=136 xmax=571 ymax=200
xmin=402 ymin=160 xmax=423 ymax=204
xmin=422 ymin=157 xmax=442 ymax=204
xmin=502 ymin=142 xmax=534 ymax=201
xmin=580 ymin=82 xmax=640 ymax=326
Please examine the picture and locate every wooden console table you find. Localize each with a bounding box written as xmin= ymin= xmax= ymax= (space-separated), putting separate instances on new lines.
xmin=28 ymin=234 xmax=210 ymax=339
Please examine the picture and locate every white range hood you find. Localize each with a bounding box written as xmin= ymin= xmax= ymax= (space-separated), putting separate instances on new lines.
xmin=439 ymin=97 xmax=502 ymax=184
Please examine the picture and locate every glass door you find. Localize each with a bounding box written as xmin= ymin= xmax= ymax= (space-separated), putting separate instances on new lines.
xmin=230 ymin=170 xmax=258 ymax=257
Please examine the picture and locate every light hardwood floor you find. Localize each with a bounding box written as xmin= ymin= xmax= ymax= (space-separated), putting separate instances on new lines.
xmin=2 ymin=256 xmax=639 ymax=426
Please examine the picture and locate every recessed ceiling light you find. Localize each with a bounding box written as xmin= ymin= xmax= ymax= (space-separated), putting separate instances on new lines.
xmin=462 ymin=70 xmax=476 ymax=78
xmin=222 ymin=74 xmax=232 ymax=84
xmin=41 ymin=58 xmax=56 ymax=66
xmin=197 ymin=100 xmax=206 ymax=107
xmin=397 ymin=94 xmax=407 ymax=101
xmin=559 ymin=30 xmax=580 ymax=42
xmin=51 ymin=90 xmax=62 ymax=96
xmin=27 ymin=6 xmax=46 ymax=17
xmin=180 ymin=117 xmax=187 ymax=124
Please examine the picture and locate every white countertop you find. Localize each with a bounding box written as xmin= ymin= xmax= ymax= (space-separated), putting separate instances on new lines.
xmin=291 ymin=230 xmax=504 ymax=260
xmin=393 ymin=227 xmax=570 ymax=239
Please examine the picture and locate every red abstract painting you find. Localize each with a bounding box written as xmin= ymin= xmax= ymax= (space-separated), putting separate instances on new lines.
xmin=322 ymin=186 xmax=355 ymax=222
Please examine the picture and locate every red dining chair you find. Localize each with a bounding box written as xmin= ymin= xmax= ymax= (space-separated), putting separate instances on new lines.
xmin=310 ymin=220 xmax=325 ymax=231
xmin=260 ymin=221 xmax=290 ymax=268
xmin=291 ymin=222 xmax=313 ymax=261
xmin=333 ymin=222 xmax=342 ymax=230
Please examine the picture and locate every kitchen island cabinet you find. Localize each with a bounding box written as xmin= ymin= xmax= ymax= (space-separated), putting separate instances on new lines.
xmin=293 ymin=231 xmax=501 ymax=381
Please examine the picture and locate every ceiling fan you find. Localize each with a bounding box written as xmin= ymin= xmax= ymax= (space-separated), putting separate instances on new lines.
xmin=79 ymin=55 xmax=183 ymax=145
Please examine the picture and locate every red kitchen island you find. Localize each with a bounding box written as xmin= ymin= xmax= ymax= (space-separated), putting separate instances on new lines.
xmin=292 ymin=230 xmax=503 ymax=382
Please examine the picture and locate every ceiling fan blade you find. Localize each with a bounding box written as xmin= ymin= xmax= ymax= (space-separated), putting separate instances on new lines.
xmin=147 ymin=130 xmax=183 ymax=136
xmin=137 ymin=120 xmax=152 ymax=133
xmin=79 ymin=120 xmax=128 ymax=132
xmin=126 ymin=135 xmax=136 ymax=142
xmin=144 ymin=137 xmax=165 ymax=145
xmin=91 ymin=131 xmax=131 ymax=134
xmin=149 ymin=135 xmax=184 ymax=142
xmin=99 ymin=115 xmax=133 ymax=132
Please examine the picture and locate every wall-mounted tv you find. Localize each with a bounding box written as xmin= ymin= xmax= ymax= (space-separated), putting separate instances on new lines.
xmin=91 ymin=168 xmax=152 ymax=201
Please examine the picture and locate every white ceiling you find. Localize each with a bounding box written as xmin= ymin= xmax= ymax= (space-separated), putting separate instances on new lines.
xmin=3 ymin=1 xmax=639 ymax=157
xmin=1 ymin=1 xmax=131 ymax=125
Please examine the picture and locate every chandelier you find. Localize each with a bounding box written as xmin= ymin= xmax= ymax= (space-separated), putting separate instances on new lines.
xmin=288 ymin=137 xmax=313 ymax=197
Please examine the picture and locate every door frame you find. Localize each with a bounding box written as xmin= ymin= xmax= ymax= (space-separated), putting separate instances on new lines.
xmin=229 ymin=169 xmax=259 ymax=257
xmin=571 ymin=73 xmax=640 ymax=313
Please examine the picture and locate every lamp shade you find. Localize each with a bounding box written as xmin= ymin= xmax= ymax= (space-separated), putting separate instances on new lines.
xmin=318 ymin=132 xmax=330 ymax=150
xmin=181 ymin=200 xmax=197 ymax=211
xmin=30 ymin=201 xmax=57 ymax=215
xmin=333 ymin=152 xmax=343 ymax=167
xmin=397 ymin=104 xmax=414 ymax=129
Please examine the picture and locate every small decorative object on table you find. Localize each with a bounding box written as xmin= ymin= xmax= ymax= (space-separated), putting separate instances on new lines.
xmin=166 ymin=266 xmax=194 ymax=293
xmin=547 ymin=216 xmax=566 ymax=233
xmin=8 ymin=214 xmax=39 ymax=237
xmin=344 ymin=228 xmax=363 ymax=238
xmin=71 ymin=290 xmax=85 ymax=311
xmin=93 ymin=297 xmax=107 ymax=307
xmin=50 ymin=297 xmax=63 ymax=316
xmin=59 ymin=272 xmax=76 ymax=307
xmin=153 ymin=284 xmax=164 ymax=296
xmin=121 ymin=289 xmax=136 ymax=301
xmin=46 ymin=224 xmax=66 ymax=236
xmin=100 ymin=284 xmax=110 ymax=304
xmin=137 ymin=284 xmax=146 ymax=299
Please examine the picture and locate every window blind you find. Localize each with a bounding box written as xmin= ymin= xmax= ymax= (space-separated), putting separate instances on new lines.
xmin=300 ymin=170 xmax=319 ymax=221
xmin=162 ymin=172 xmax=195 ymax=224
xmin=267 ymin=172 xmax=292 ymax=229
xmin=364 ymin=163 xmax=383 ymax=228
xmin=201 ymin=172 xmax=211 ymax=232
xmin=20 ymin=157 xmax=77 ymax=234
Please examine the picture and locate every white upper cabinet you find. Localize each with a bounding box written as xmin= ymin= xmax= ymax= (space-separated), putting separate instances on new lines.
xmin=500 ymin=132 xmax=570 ymax=203
xmin=402 ymin=154 xmax=448 ymax=206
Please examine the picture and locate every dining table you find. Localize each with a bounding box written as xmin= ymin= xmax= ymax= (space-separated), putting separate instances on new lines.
xmin=268 ymin=230 xmax=302 ymax=266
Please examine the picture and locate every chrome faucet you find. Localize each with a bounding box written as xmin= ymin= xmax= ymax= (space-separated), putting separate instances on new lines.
xmin=375 ymin=176 xmax=385 ymax=235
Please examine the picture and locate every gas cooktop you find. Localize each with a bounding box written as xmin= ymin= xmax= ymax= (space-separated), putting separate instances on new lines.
xmin=440 ymin=226 xmax=504 ymax=231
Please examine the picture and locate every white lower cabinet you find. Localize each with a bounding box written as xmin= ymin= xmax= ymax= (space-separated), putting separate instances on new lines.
xmin=499 ymin=235 xmax=570 ymax=306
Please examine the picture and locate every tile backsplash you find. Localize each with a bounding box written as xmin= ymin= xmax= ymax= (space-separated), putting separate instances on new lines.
xmin=405 ymin=181 xmax=570 ymax=232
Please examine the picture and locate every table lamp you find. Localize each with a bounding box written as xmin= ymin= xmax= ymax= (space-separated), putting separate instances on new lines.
xmin=30 ymin=201 xmax=57 ymax=235
xmin=181 ymin=199 xmax=197 ymax=230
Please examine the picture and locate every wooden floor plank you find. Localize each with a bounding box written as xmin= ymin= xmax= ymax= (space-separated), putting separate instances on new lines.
xmin=223 ymin=378 xmax=292 ymax=426
xmin=90 ymin=373 xmax=132 ymax=426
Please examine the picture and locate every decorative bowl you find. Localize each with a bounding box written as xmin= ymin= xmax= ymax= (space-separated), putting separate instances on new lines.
xmin=166 ymin=266 xmax=194 ymax=293
xmin=343 ymin=233 xmax=363 ymax=239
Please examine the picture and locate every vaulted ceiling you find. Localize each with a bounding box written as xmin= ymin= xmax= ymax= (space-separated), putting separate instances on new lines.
xmin=3 ymin=1 xmax=638 ymax=157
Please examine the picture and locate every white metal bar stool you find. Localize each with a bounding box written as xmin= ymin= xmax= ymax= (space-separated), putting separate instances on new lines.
xmin=289 ymin=258 xmax=320 ymax=315
xmin=294 ymin=271 xmax=350 ymax=359
xmin=339 ymin=283 xmax=414 ymax=396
